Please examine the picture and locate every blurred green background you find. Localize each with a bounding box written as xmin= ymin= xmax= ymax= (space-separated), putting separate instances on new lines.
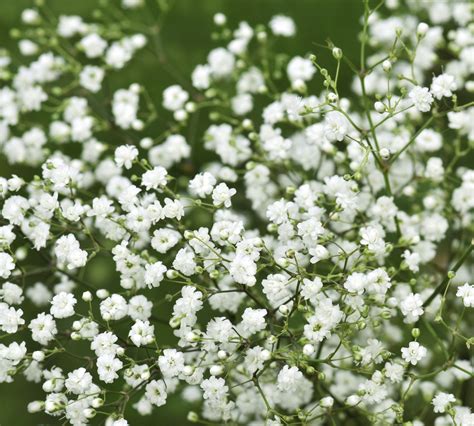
xmin=0 ymin=0 xmax=362 ymax=424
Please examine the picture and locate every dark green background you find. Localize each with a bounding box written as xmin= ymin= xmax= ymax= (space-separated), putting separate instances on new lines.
xmin=0 ymin=0 xmax=361 ymax=424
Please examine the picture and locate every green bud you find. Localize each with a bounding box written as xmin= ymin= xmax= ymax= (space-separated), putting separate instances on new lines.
xmin=332 ymin=47 xmax=342 ymax=60
xmin=411 ymin=328 xmax=420 ymax=338
xmin=10 ymin=29 xmax=21 ymax=39
xmin=209 ymin=270 xmax=220 ymax=280
xmin=187 ymin=412 xmax=199 ymax=423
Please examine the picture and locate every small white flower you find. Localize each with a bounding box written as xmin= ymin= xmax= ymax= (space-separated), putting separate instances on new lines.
xmin=114 ymin=145 xmax=139 ymax=169
xmin=401 ymin=341 xmax=427 ymax=365
xmin=409 ymin=86 xmax=433 ymax=112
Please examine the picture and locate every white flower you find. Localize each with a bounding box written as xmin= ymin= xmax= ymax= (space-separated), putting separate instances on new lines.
xmin=277 ymin=365 xmax=304 ymax=392
xmin=430 ymin=74 xmax=457 ymax=100
xmin=287 ymin=56 xmax=316 ymax=82
xmin=50 ymin=292 xmax=77 ymax=319
xmin=189 ymin=172 xmax=216 ymax=198
xmin=114 ymin=145 xmax=138 ymax=169
xmin=0 ymin=252 xmax=15 ymax=279
xmin=239 ymin=308 xmax=267 ymax=337
xmin=145 ymin=379 xmax=167 ymax=406
xmin=456 ymin=283 xmax=474 ymax=307
xmin=344 ymin=272 xmax=366 ymax=295
xmin=100 ymin=294 xmax=128 ymax=321
xmin=301 ymin=277 xmax=323 ymax=303
xmin=201 ymin=376 xmax=228 ymax=401
xmin=79 ymin=65 xmax=105 ymax=93
xmin=163 ymin=85 xmax=189 ymax=111
xmin=403 ymin=250 xmax=420 ymax=273
xmin=324 ymin=111 xmax=349 ymax=142
xmin=384 ymin=362 xmax=404 ymax=383
xmin=401 ymin=341 xmax=427 ymax=365
xmin=0 ymin=303 xmax=25 ymax=333
xmin=142 ymin=166 xmax=168 ymax=190
xmin=192 ymin=64 xmax=211 ymax=90
xmin=360 ymin=225 xmax=385 ymax=253
xmin=79 ymin=33 xmax=107 ymax=58
xmin=0 ymin=282 xmax=23 ymax=305
xmin=97 ymin=354 xmax=123 ymax=383
xmin=54 ymin=234 xmax=87 ymax=270
xmin=129 ymin=320 xmax=154 ymax=347
xmin=400 ymin=293 xmax=424 ymax=323
xmin=207 ymin=48 xmax=235 ymax=78
xmin=409 ymin=86 xmax=433 ymax=112
xmin=158 ymin=348 xmax=185 ymax=377
xmin=29 ymin=313 xmax=57 ymax=345
xmin=65 ymin=368 xmax=93 ymax=395
xmin=144 ymin=261 xmax=167 ymax=288
xmin=432 ymin=392 xmax=455 ymax=413
xmin=212 ymin=183 xmax=236 ymax=207
xmin=269 ymin=15 xmax=296 ymax=37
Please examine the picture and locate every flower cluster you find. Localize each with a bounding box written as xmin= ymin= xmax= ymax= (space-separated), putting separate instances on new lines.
xmin=0 ymin=0 xmax=473 ymax=425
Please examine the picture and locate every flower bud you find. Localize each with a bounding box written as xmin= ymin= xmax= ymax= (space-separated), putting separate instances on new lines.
xmin=132 ymin=119 xmax=144 ymax=130
xmin=187 ymin=412 xmax=199 ymax=423
xmin=374 ymin=101 xmax=385 ymax=113
xmin=166 ymin=269 xmax=179 ymax=279
xmin=320 ymin=396 xmax=334 ymax=408
xmin=174 ymin=109 xmax=188 ymax=122
xmin=185 ymin=102 xmax=196 ymax=113
xmin=291 ymin=79 xmax=306 ymax=92
xmin=380 ymin=148 xmax=390 ymax=159
xmin=96 ymin=289 xmax=109 ymax=299
xmin=186 ymin=331 xmax=199 ymax=342
xmin=210 ymin=365 xmax=224 ymax=376
xmin=27 ymin=401 xmax=44 ymax=413
xmin=32 ymin=350 xmax=45 ymax=362
xmin=213 ymin=13 xmax=226 ymax=26
xmin=417 ymin=22 xmax=429 ymax=37
xmin=260 ymin=349 xmax=271 ymax=361
xmin=92 ymin=398 xmax=104 ymax=408
xmin=140 ymin=137 xmax=153 ymax=149
xmin=84 ymin=408 xmax=96 ymax=419
xmin=332 ymin=47 xmax=342 ymax=60
xmin=42 ymin=379 xmax=55 ymax=393
xmin=242 ymin=118 xmax=252 ymax=129
xmin=346 ymin=395 xmax=361 ymax=406
xmin=303 ymin=344 xmax=315 ymax=356
xmin=382 ymin=60 xmax=392 ymax=72
xmin=182 ymin=365 xmax=194 ymax=376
